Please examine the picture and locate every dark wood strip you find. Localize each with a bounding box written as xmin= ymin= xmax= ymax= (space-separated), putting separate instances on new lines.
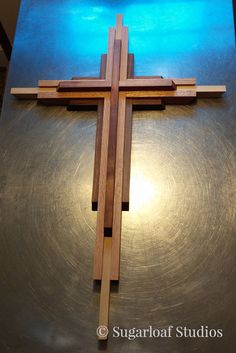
xmin=119 ymin=78 xmax=176 ymax=91
xmin=92 ymin=54 xmax=107 ymax=210
xmin=98 ymin=237 xmax=112 ymax=339
xmin=57 ymin=80 xmax=111 ymax=92
xmin=104 ymin=39 xmax=121 ymax=234
xmin=122 ymin=101 xmax=133 ymax=211
xmin=111 ymin=95 xmax=126 ymax=280
xmin=127 ymin=54 xmax=134 ymax=78
xmin=100 ymin=54 xmax=107 ymax=79
xmin=93 ymin=98 xmax=111 ymax=280
xmin=122 ymin=53 xmax=134 ymax=211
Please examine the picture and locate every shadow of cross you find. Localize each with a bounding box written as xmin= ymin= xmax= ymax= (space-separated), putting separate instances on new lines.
xmin=11 ymin=14 xmax=226 ymax=341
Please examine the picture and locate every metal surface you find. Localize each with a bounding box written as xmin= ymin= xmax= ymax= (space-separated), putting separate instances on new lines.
xmin=0 ymin=0 xmax=236 ymax=352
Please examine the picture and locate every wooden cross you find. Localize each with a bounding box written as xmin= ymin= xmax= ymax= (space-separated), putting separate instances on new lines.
xmin=11 ymin=14 xmax=226 ymax=340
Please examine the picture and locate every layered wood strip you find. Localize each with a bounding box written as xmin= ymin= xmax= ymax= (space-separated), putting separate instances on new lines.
xmin=92 ymin=54 xmax=107 ymax=211
xmin=93 ymin=97 xmax=111 ymax=280
xmin=119 ymin=78 xmax=177 ymax=90
xmin=111 ymin=94 xmax=126 ymax=280
xmin=104 ymin=39 xmax=121 ymax=234
xmin=11 ymin=85 xmax=226 ymax=100
xmin=57 ymin=79 xmax=111 ymax=92
xmin=106 ymin=28 xmax=116 ymax=81
xmin=37 ymin=91 xmax=109 ymax=101
xmin=122 ymin=54 xmax=134 ymax=211
xmin=98 ymin=236 xmax=112 ymax=339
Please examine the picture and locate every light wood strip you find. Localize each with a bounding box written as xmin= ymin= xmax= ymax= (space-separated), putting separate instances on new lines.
xmin=11 ymin=87 xmax=39 ymax=99
xmin=38 ymin=77 xmax=196 ymax=88
xmin=111 ymin=94 xmax=126 ymax=280
xmin=116 ymin=14 xmax=123 ymax=40
xmin=196 ymin=85 xmax=226 ymax=97
xmin=98 ymin=237 xmax=112 ymax=340
xmin=120 ymin=26 xmax=128 ymax=80
xmin=92 ymin=54 xmax=107 ymax=211
xmin=38 ymin=91 xmax=109 ymax=101
xmin=104 ymin=39 xmax=121 ymax=233
xmin=39 ymin=79 xmax=100 ymax=87
xmin=125 ymin=88 xmax=197 ymax=99
xmin=170 ymin=78 xmax=196 ymax=86
xmin=93 ymin=97 xmax=111 ymax=280
xmin=122 ymin=54 xmax=134 ymax=210
xmin=106 ymin=28 xmax=116 ymax=81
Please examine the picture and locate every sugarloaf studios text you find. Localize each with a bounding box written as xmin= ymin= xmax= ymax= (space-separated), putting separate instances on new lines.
xmin=113 ymin=325 xmax=223 ymax=340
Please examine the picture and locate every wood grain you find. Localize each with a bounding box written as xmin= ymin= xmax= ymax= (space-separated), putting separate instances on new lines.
xmin=106 ymin=28 xmax=116 ymax=81
xmin=125 ymin=88 xmax=197 ymax=104
xmin=104 ymin=39 xmax=121 ymax=234
xmin=119 ymin=26 xmax=128 ymax=80
xmin=37 ymin=91 xmax=109 ymax=102
xmin=119 ymin=78 xmax=176 ymax=91
xmin=93 ymin=97 xmax=111 ymax=280
xmin=98 ymin=236 xmax=112 ymax=340
xmin=122 ymin=54 xmax=134 ymax=211
xmin=92 ymin=54 xmax=107 ymax=211
xmin=127 ymin=54 xmax=134 ymax=79
xmin=57 ymin=79 xmax=111 ymax=92
xmin=111 ymin=94 xmax=126 ymax=280
xmin=116 ymin=14 xmax=123 ymax=40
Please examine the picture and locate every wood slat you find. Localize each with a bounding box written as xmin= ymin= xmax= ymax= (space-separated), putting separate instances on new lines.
xmin=122 ymin=54 xmax=134 ymax=211
xmin=119 ymin=26 xmax=128 ymax=80
xmin=116 ymin=14 xmax=123 ymax=40
xmin=71 ymin=77 xmax=99 ymax=80
xmin=122 ymin=101 xmax=132 ymax=211
xmin=196 ymin=85 xmax=226 ymax=97
xmin=106 ymin=28 xmax=116 ymax=81
xmin=11 ymin=87 xmax=39 ymax=99
xmin=127 ymin=54 xmax=134 ymax=79
xmin=98 ymin=237 xmax=112 ymax=340
xmin=111 ymin=94 xmax=126 ymax=280
xmin=38 ymin=77 xmax=196 ymax=88
xmin=170 ymin=78 xmax=196 ymax=86
xmin=37 ymin=91 xmax=109 ymax=101
xmin=39 ymin=78 xmax=99 ymax=87
xmin=93 ymin=97 xmax=111 ymax=280
xmin=104 ymin=39 xmax=121 ymax=234
xmin=132 ymin=77 xmax=196 ymax=85
xmin=57 ymin=79 xmax=111 ymax=92
xmin=100 ymin=54 xmax=107 ymax=78
xmin=133 ymin=75 xmax=163 ymax=79
xmin=119 ymin=78 xmax=176 ymax=91
xmin=92 ymin=54 xmax=107 ymax=211
xmin=125 ymin=88 xmax=197 ymax=104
